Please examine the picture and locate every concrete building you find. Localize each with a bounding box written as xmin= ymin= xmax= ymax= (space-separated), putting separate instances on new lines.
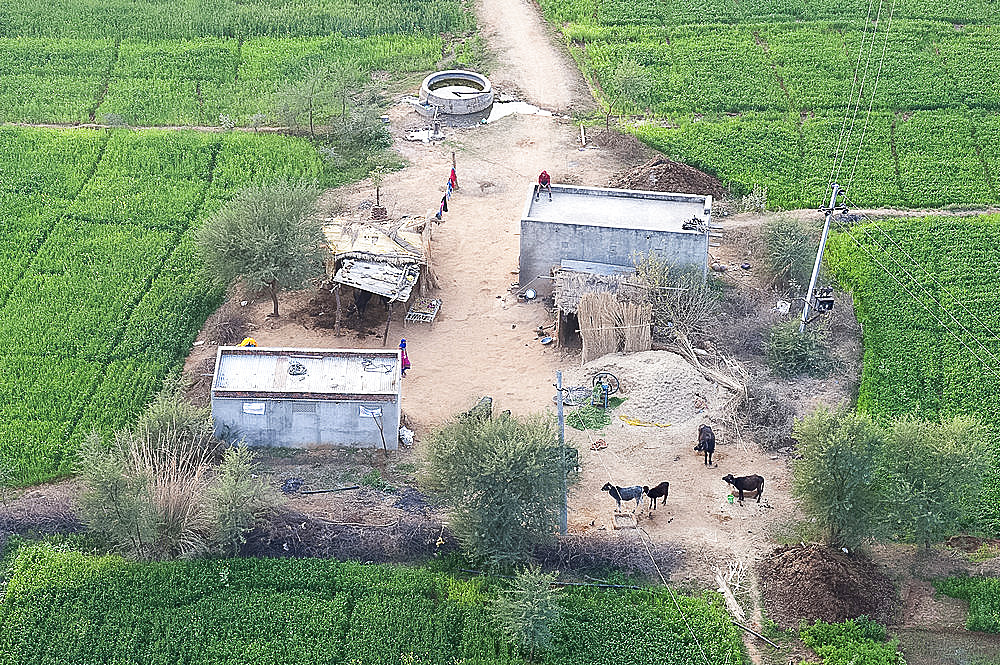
xmin=211 ymin=347 xmax=401 ymax=450
xmin=518 ymin=185 xmax=713 ymax=297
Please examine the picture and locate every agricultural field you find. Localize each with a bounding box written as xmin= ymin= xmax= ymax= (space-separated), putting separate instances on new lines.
xmin=936 ymin=576 xmax=1000 ymax=634
xmin=539 ymin=0 xmax=999 ymax=209
xmin=825 ymin=214 xmax=1000 ymax=530
xmin=0 ymin=126 xmax=349 ymax=486
xmin=0 ymin=0 xmax=472 ymax=126
xmin=0 ymin=543 xmax=747 ymax=664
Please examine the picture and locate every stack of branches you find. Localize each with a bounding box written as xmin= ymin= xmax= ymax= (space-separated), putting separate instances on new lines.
xmin=578 ymin=292 xmax=652 ymax=363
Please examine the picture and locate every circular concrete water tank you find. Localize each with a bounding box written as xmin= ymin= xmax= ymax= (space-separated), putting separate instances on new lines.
xmin=419 ymin=70 xmax=494 ymax=115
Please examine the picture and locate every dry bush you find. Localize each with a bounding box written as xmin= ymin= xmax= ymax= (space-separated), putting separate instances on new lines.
xmin=204 ymin=297 xmax=249 ymax=345
xmin=534 ymin=533 xmax=682 ymax=580
xmin=243 ymin=507 xmax=454 ymax=561
xmin=634 ymin=253 xmax=721 ymax=343
xmin=727 ymin=373 xmax=797 ymax=451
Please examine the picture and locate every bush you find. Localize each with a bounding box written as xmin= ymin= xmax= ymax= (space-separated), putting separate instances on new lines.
xmin=424 ymin=412 xmax=573 ymax=569
xmin=767 ymin=320 xmax=834 ymax=378
xmin=495 ymin=567 xmax=562 ymax=661
xmin=935 ymin=576 xmax=1000 ymax=633
xmin=209 ymin=444 xmax=276 ymax=557
xmin=761 ymin=216 xmax=817 ymax=293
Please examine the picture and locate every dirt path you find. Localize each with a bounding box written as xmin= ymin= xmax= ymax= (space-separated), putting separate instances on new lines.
xmin=475 ymin=0 xmax=593 ymax=111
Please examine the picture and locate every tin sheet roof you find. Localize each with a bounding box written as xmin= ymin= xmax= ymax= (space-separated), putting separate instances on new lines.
xmin=212 ymin=347 xmax=400 ymax=398
xmin=333 ymin=258 xmax=420 ymax=302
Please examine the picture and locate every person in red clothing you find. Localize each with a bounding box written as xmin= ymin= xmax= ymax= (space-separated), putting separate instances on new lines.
xmin=536 ymin=170 xmax=552 ymax=201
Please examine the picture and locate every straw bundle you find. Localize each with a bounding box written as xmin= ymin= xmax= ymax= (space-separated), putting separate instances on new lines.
xmin=579 ymin=293 xmax=652 ymax=363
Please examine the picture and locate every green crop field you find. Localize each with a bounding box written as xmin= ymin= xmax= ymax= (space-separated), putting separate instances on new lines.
xmin=0 ymin=0 xmax=471 ymax=126
xmin=539 ymin=0 xmax=999 ymax=209
xmin=0 ymin=543 xmax=747 ymax=664
xmin=0 ymin=126 xmax=349 ymax=485
xmin=825 ymin=214 xmax=1000 ymax=530
xmin=936 ymin=576 xmax=1000 ymax=634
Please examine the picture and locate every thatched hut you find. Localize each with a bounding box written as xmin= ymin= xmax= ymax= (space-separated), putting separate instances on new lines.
xmin=552 ymin=261 xmax=652 ymax=363
xmin=322 ymin=216 xmax=438 ymax=340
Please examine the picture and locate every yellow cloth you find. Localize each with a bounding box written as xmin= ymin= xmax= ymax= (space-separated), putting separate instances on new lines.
xmin=238 ymin=337 xmax=257 ymax=347
xmin=618 ymin=415 xmax=671 ymax=428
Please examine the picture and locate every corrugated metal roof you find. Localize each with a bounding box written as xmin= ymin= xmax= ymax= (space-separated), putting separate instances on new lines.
xmin=322 ymin=217 xmax=425 ymax=262
xmin=212 ymin=347 xmax=400 ymax=398
xmin=333 ymin=259 xmax=420 ymax=301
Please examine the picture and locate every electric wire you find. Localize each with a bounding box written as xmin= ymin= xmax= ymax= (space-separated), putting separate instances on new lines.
xmin=571 ymin=404 xmax=715 ymax=665
xmin=840 ymin=226 xmax=1000 ymax=382
xmin=834 ymin=0 xmax=886 ymax=183
xmin=845 ymin=0 xmax=898 ymax=194
xmin=851 ymin=222 xmax=1000 ymax=368
xmin=841 ymin=194 xmax=1000 ymax=347
xmin=828 ymin=0 xmax=879 ymax=194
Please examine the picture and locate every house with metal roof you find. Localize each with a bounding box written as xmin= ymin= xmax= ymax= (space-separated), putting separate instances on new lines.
xmin=211 ymin=347 xmax=402 ymax=450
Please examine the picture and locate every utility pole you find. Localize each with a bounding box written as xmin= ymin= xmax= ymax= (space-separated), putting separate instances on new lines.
xmin=800 ymin=183 xmax=843 ymax=333
xmin=556 ymin=371 xmax=567 ymax=535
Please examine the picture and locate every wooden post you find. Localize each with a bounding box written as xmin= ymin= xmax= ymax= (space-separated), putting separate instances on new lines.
xmin=382 ymin=302 xmax=392 ymax=346
xmin=334 ymin=284 xmax=342 ymax=336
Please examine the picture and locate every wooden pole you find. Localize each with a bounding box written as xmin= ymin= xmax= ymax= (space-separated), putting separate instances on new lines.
xmin=382 ymin=302 xmax=392 ymax=346
xmin=334 ymin=284 xmax=342 ymax=336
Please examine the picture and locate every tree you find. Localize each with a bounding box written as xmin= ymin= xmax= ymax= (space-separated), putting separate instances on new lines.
xmin=880 ymin=415 xmax=989 ymax=548
xmin=424 ymin=412 xmax=574 ymax=568
xmin=792 ymin=409 xmax=886 ymax=549
xmin=196 ymin=182 xmax=323 ymax=317
xmin=495 ymin=566 xmax=562 ymax=662
xmin=603 ymin=57 xmax=652 ymax=129
xmin=276 ymin=62 xmax=358 ymax=137
xmin=209 ymin=444 xmax=275 ymax=556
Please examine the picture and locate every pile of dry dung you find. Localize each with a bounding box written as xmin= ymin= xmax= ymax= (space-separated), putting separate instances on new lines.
xmin=609 ymin=157 xmax=728 ymax=199
xmin=758 ymin=544 xmax=900 ymax=629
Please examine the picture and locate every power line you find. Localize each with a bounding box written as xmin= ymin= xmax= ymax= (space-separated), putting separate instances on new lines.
xmin=841 ymin=195 xmax=1000 ymax=348
xmin=845 ymin=0 xmax=898 ymax=194
xmin=852 ymin=222 xmax=1000 ymax=368
xmin=828 ymin=0 xmax=879 ymax=192
xmin=834 ymin=0 xmax=886 ymax=183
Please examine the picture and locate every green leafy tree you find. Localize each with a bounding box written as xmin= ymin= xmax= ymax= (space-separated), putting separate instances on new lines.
xmin=424 ymin=412 xmax=573 ymax=568
xmin=196 ymin=181 xmax=323 ymax=317
xmin=209 ymin=444 xmax=276 ymax=556
xmin=881 ymin=416 xmax=989 ymax=548
xmin=603 ymin=57 xmax=652 ymax=129
xmin=793 ymin=409 xmax=886 ymax=549
xmin=276 ymin=63 xmax=359 ymax=136
xmin=495 ymin=566 xmax=562 ymax=662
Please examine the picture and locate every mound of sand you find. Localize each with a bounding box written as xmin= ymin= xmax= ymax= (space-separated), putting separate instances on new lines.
xmin=609 ymin=157 xmax=728 ymax=200
xmin=758 ymin=544 xmax=900 ymax=629
xmin=566 ymin=350 xmax=721 ymax=425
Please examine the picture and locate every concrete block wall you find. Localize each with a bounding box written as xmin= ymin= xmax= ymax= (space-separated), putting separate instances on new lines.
xmin=518 ymin=221 xmax=708 ymax=297
xmin=213 ymin=397 xmax=400 ymax=450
